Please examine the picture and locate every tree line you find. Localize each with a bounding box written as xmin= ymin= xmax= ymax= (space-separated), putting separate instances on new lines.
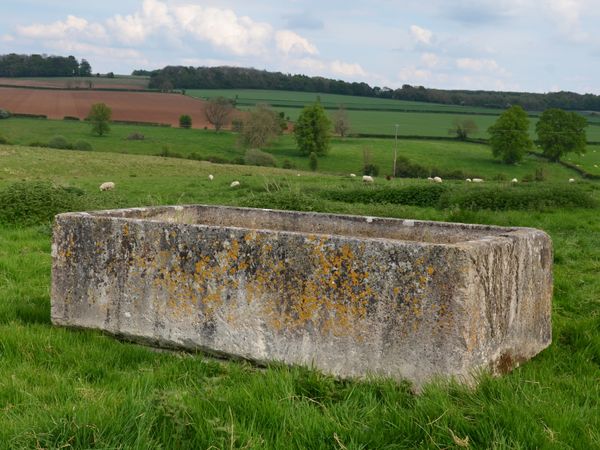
xmin=0 ymin=53 xmax=92 ymax=77
xmin=141 ymin=65 xmax=600 ymax=111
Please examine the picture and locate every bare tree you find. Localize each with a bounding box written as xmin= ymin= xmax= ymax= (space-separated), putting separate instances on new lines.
xmin=205 ymin=96 xmax=233 ymax=132
xmin=449 ymin=118 xmax=478 ymax=140
xmin=333 ymin=106 xmax=350 ymax=137
xmin=239 ymin=104 xmax=283 ymax=148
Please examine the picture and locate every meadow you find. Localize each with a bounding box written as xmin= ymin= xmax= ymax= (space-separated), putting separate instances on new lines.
xmin=0 ymin=112 xmax=599 ymax=447
xmin=3 ymin=117 xmax=600 ymax=178
xmin=0 ymin=142 xmax=598 ymax=448
xmin=187 ymin=89 xmax=600 ymax=140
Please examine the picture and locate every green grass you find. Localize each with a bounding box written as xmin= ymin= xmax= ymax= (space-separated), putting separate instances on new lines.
xmin=0 ymin=146 xmax=599 ymax=448
xmin=0 ymin=117 xmax=587 ymax=181
xmin=187 ymin=88 xmax=502 ymax=114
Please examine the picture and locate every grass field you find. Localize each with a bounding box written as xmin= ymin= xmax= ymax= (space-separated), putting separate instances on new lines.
xmin=186 ymin=89 xmax=600 ymax=141
xmin=0 ymin=145 xmax=598 ymax=448
xmin=2 ymin=117 xmax=596 ymax=178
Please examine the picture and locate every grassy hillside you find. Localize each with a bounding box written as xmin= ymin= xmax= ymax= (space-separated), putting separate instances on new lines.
xmin=0 ymin=146 xmax=598 ymax=448
xmin=2 ymin=117 xmax=597 ymax=178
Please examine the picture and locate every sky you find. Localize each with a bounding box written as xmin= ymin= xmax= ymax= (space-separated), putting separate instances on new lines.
xmin=1 ymin=0 xmax=600 ymax=94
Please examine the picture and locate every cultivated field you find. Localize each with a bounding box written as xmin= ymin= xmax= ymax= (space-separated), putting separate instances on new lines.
xmin=0 ymin=75 xmax=150 ymax=90
xmin=187 ymin=89 xmax=600 ymax=141
xmin=0 ymin=143 xmax=598 ymax=448
xmin=0 ymin=88 xmax=244 ymax=128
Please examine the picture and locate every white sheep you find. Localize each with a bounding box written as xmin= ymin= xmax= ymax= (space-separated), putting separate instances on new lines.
xmin=427 ymin=177 xmax=434 ymax=182
xmin=472 ymin=178 xmax=484 ymax=183
xmin=511 ymin=178 xmax=518 ymax=183
xmin=362 ymin=175 xmax=374 ymax=183
xmin=208 ymin=174 xmax=214 ymax=181
xmin=466 ymin=178 xmax=472 ymax=182
xmin=433 ymin=176 xmax=442 ymax=183
xmin=230 ymin=180 xmax=240 ymax=188
xmin=569 ymin=178 xmax=575 ymax=183
xmin=99 ymin=182 xmax=115 ymax=191
xmin=350 ymin=173 xmax=356 ymax=178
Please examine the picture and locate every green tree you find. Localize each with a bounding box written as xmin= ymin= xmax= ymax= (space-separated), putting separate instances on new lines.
xmin=535 ymin=108 xmax=587 ymax=162
xmin=309 ymin=152 xmax=318 ymax=171
xmin=488 ymin=105 xmax=532 ymax=164
xmin=294 ymin=102 xmax=331 ymax=156
xmin=239 ymin=104 xmax=282 ymax=148
xmin=86 ymin=103 xmax=111 ymax=136
xmin=179 ymin=114 xmax=192 ymax=129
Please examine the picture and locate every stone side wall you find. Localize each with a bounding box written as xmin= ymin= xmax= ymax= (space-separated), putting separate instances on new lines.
xmin=51 ymin=206 xmax=553 ymax=386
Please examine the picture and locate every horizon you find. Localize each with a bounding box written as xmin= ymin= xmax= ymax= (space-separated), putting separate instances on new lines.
xmin=1 ymin=0 xmax=599 ymax=96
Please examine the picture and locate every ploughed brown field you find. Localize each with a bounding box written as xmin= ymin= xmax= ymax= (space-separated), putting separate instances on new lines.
xmin=0 ymin=77 xmax=148 ymax=90
xmin=0 ymin=87 xmax=243 ymax=129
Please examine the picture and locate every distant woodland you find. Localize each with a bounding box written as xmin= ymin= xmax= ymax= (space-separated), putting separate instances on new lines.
xmin=0 ymin=53 xmax=92 ymax=77
xmin=141 ymin=65 xmax=600 ymax=111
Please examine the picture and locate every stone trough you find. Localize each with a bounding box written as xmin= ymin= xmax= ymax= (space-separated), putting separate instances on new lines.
xmin=51 ymin=205 xmax=553 ymax=386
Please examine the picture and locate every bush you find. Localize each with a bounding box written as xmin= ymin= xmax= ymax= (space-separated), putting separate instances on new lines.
xmin=48 ymin=136 xmax=72 ymax=149
xmin=0 ymin=181 xmax=87 ymax=226
xmin=231 ymin=119 xmax=244 ymax=132
xmin=74 ymin=140 xmax=92 ymax=151
xmin=231 ymin=157 xmax=245 ymax=165
xmin=363 ymin=164 xmax=379 ymax=176
xmin=244 ymin=149 xmax=277 ymax=167
xmin=126 ymin=132 xmax=145 ymax=140
xmin=438 ymin=184 xmax=596 ymax=211
xmin=325 ymin=184 xmax=448 ymax=207
xmin=179 ymin=114 xmax=192 ymax=129
xmin=282 ymin=159 xmax=295 ymax=169
xmin=0 ymin=109 xmax=11 ymax=119
xmin=28 ymin=141 xmax=47 ymax=148
xmin=205 ymin=155 xmax=229 ymax=164
xmin=63 ymin=116 xmax=80 ymax=121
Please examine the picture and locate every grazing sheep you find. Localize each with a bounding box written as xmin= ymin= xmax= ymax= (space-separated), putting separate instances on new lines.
xmin=427 ymin=177 xmax=434 ymax=182
xmin=208 ymin=174 xmax=214 ymax=181
xmin=230 ymin=181 xmax=240 ymax=188
xmin=99 ymin=182 xmax=115 ymax=191
xmin=362 ymin=175 xmax=374 ymax=183
xmin=472 ymin=178 xmax=484 ymax=183
xmin=433 ymin=176 xmax=442 ymax=183
xmin=350 ymin=173 xmax=356 ymax=177
xmin=569 ymin=178 xmax=575 ymax=183
xmin=466 ymin=178 xmax=472 ymax=182
xmin=511 ymin=178 xmax=518 ymax=183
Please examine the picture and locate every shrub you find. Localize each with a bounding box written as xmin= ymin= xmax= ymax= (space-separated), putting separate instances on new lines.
xmin=179 ymin=114 xmax=192 ymax=129
xmin=28 ymin=141 xmax=47 ymax=148
xmin=231 ymin=157 xmax=245 ymax=165
xmin=74 ymin=140 xmax=92 ymax=151
xmin=231 ymin=119 xmax=244 ymax=132
xmin=244 ymin=148 xmax=277 ymax=167
xmin=48 ymin=136 xmax=72 ymax=149
xmin=363 ymin=164 xmax=379 ymax=177
xmin=126 ymin=132 xmax=145 ymax=140
xmin=206 ymin=155 xmax=229 ymax=164
xmin=282 ymin=159 xmax=295 ymax=169
xmin=0 ymin=181 xmax=87 ymax=226
xmin=63 ymin=116 xmax=80 ymax=121
xmin=325 ymin=184 xmax=448 ymax=207
xmin=0 ymin=109 xmax=11 ymax=119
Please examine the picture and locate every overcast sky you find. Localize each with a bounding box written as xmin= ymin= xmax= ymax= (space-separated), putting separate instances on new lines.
xmin=1 ymin=0 xmax=599 ymax=94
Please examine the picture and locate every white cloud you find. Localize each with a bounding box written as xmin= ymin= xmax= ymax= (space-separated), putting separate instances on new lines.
xmin=275 ymin=30 xmax=318 ymax=56
xmin=1 ymin=34 xmax=14 ymax=42
xmin=330 ymin=60 xmax=366 ymax=77
xmin=410 ymin=25 xmax=432 ymax=45
xmin=456 ymin=57 xmax=500 ymax=72
xmin=45 ymin=40 xmax=143 ymax=60
xmin=398 ymin=66 xmax=432 ymax=82
xmin=173 ymin=5 xmax=272 ymax=56
xmin=421 ymin=53 xmax=439 ymax=68
xmin=17 ymin=15 xmax=107 ymax=43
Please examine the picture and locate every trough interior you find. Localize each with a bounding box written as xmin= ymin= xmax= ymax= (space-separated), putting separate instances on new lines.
xmin=90 ymin=205 xmax=516 ymax=245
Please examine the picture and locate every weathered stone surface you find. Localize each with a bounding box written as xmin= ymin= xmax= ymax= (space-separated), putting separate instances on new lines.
xmin=51 ymin=205 xmax=552 ymax=386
